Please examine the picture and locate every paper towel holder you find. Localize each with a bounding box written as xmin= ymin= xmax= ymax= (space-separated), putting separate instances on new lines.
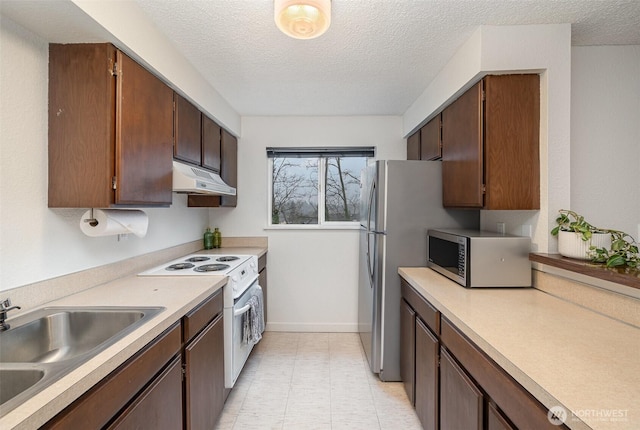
xmin=83 ymin=209 xmax=99 ymax=227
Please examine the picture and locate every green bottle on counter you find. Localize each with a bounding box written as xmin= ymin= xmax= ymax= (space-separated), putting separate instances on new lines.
xmin=213 ymin=227 xmax=222 ymax=248
xmin=203 ymin=228 xmax=214 ymax=250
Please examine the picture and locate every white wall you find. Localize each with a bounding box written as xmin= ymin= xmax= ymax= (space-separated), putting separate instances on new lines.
xmin=209 ymin=116 xmax=405 ymax=331
xmin=571 ymin=46 xmax=640 ymax=239
xmin=0 ymin=16 xmax=209 ymax=291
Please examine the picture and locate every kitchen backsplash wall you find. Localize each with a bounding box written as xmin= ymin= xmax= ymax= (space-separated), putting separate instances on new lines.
xmin=0 ymin=16 xmax=209 ymax=291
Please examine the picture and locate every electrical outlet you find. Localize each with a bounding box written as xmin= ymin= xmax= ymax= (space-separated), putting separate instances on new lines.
xmin=521 ymin=224 xmax=532 ymax=237
xmin=497 ymin=222 xmax=506 ymax=235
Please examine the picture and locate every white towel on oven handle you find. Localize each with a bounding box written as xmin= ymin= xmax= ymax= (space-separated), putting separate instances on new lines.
xmin=242 ymin=286 xmax=264 ymax=344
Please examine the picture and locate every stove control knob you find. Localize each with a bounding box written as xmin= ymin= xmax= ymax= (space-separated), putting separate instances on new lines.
xmin=231 ymin=275 xmax=238 ymax=282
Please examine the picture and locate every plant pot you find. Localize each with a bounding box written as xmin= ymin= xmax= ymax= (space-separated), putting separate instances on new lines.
xmin=557 ymin=230 xmax=612 ymax=260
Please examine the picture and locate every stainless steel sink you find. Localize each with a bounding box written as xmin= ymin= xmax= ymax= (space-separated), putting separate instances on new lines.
xmin=0 ymin=306 xmax=164 ymax=417
xmin=0 ymin=368 xmax=45 ymax=405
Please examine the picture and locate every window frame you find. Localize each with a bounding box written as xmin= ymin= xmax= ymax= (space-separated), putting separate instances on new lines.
xmin=266 ymin=147 xmax=374 ymax=230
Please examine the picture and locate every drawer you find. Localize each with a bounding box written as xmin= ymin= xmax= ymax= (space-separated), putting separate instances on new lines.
xmin=440 ymin=317 xmax=568 ymax=430
xmin=44 ymin=322 xmax=181 ymax=429
xmin=401 ymin=278 xmax=440 ymax=334
xmin=182 ymin=288 xmax=223 ymax=342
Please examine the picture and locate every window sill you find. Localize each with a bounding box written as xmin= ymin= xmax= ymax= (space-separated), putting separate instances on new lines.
xmin=265 ymin=224 xmax=361 ymax=231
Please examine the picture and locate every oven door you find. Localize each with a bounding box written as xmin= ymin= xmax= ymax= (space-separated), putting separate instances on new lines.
xmin=224 ymin=281 xmax=263 ymax=388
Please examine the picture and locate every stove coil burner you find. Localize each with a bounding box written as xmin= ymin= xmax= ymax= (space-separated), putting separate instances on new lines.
xmin=166 ymin=263 xmax=195 ymax=271
xmin=216 ymin=256 xmax=240 ymax=262
xmin=194 ymin=264 xmax=231 ymax=273
xmin=186 ymin=256 xmax=211 ymax=263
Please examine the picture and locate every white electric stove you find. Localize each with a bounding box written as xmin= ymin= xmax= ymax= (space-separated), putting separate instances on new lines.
xmin=138 ymin=253 xmax=263 ymax=388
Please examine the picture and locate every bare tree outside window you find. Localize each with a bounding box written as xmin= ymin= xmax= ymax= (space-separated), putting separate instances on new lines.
xmin=271 ymin=155 xmax=366 ymax=225
xmin=325 ymin=157 xmax=362 ymax=221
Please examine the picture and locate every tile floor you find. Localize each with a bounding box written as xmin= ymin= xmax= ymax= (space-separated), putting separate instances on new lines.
xmin=215 ymin=332 xmax=422 ymax=430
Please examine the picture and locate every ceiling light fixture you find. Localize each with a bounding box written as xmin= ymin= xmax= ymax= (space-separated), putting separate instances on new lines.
xmin=274 ymin=0 xmax=331 ymax=40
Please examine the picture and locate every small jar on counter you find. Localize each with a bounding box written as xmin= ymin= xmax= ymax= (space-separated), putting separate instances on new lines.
xmin=213 ymin=227 xmax=222 ymax=248
xmin=203 ymin=228 xmax=214 ymax=250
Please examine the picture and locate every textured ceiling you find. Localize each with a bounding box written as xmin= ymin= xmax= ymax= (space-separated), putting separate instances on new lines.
xmin=132 ymin=0 xmax=640 ymax=116
xmin=3 ymin=0 xmax=640 ymax=116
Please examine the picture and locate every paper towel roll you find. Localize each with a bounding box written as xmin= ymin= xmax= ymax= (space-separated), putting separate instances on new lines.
xmin=80 ymin=209 xmax=149 ymax=238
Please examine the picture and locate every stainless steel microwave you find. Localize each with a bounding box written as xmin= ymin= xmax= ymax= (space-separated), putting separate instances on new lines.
xmin=427 ymin=229 xmax=532 ymax=288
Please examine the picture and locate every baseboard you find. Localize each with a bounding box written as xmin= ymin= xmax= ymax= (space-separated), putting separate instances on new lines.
xmin=265 ymin=322 xmax=358 ymax=332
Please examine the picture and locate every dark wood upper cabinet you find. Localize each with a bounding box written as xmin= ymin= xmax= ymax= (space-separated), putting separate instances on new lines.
xmin=48 ymin=43 xmax=173 ymax=208
xmin=441 ymin=80 xmax=484 ymax=208
xmin=442 ymin=74 xmax=540 ymax=210
xmin=407 ymin=131 xmax=421 ymax=160
xmin=202 ymin=114 xmax=221 ymax=172
xmin=173 ymin=92 xmax=202 ymax=166
xmin=174 ymin=93 xmax=222 ymax=174
xmin=219 ymin=129 xmax=238 ymax=207
xmin=187 ymin=128 xmax=237 ymax=208
xmin=420 ymin=114 xmax=442 ymax=160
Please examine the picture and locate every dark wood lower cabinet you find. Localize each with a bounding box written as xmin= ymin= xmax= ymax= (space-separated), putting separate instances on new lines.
xmin=44 ymin=290 xmax=226 ymax=430
xmin=107 ymin=356 xmax=183 ymax=430
xmin=400 ymin=299 xmax=416 ymax=404
xmin=440 ymin=347 xmax=483 ymax=430
xmin=258 ymin=253 xmax=268 ymax=324
xmin=400 ymin=277 xmax=569 ymax=430
xmin=488 ymin=402 xmax=516 ymax=430
xmin=184 ymin=312 xmax=224 ymax=430
xmin=415 ymin=318 xmax=438 ymax=430
xmin=43 ymin=324 xmax=181 ymax=429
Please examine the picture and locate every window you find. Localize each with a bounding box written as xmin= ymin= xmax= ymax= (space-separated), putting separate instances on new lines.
xmin=267 ymin=147 xmax=375 ymax=227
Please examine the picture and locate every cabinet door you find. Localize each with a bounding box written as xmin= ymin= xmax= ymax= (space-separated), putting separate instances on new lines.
xmin=184 ymin=313 xmax=224 ymax=430
xmin=48 ymin=43 xmax=117 ymax=208
xmin=107 ymin=357 xmax=183 ymax=430
xmin=400 ymin=299 xmax=416 ymax=405
xmin=484 ymin=74 xmax=540 ymax=209
xmin=415 ymin=318 xmax=438 ymax=430
xmin=488 ymin=402 xmax=516 ymax=430
xmin=407 ymin=131 xmax=421 ymax=160
xmin=420 ymin=114 xmax=441 ymax=160
xmin=43 ymin=324 xmax=181 ymax=429
xmin=219 ymin=129 xmax=238 ymax=207
xmin=440 ymin=347 xmax=483 ymax=430
xmin=202 ymin=114 xmax=222 ymax=172
xmin=441 ymin=81 xmax=483 ymax=208
xmin=259 ymin=268 xmax=267 ymax=323
xmin=174 ymin=92 xmax=202 ymax=165
xmin=116 ymin=51 xmax=173 ymax=206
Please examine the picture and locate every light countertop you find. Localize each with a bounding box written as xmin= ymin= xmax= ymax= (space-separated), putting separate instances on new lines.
xmin=399 ymin=267 xmax=640 ymax=430
xmin=0 ymin=243 xmax=268 ymax=429
xmin=1 ymin=273 xmax=227 ymax=430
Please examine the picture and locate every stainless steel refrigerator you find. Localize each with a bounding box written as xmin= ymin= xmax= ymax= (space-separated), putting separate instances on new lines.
xmin=358 ymin=160 xmax=479 ymax=381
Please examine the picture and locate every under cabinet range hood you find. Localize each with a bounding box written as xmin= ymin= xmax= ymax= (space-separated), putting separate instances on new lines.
xmin=172 ymin=161 xmax=236 ymax=196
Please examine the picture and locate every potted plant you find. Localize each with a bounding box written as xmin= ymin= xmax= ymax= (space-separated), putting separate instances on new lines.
xmin=551 ymin=209 xmax=639 ymax=268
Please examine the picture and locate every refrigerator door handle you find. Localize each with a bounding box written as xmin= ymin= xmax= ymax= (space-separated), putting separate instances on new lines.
xmin=366 ymin=232 xmax=374 ymax=289
xmin=367 ymin=179 xmax=376 ymax=231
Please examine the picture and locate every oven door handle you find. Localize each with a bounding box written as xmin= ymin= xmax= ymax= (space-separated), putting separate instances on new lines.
xmin=234 ymin=304 xmax=252 ymax=316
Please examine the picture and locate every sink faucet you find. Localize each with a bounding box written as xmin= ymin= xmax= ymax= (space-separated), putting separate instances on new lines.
xmin=0 ymin=298 xmax=21 ymax=331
